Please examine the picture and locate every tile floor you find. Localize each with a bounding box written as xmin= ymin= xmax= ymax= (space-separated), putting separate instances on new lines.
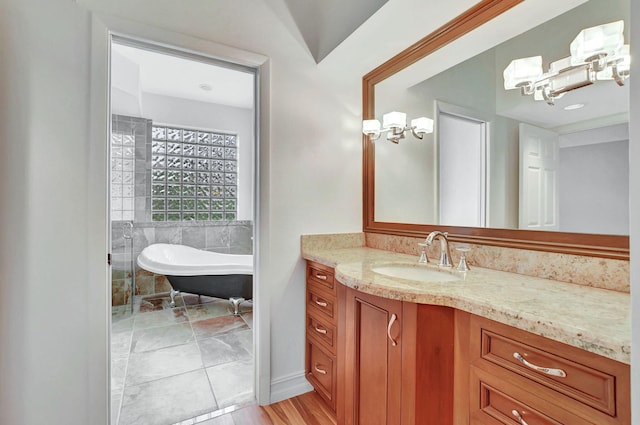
xmin=111 ymin=293 xmax=254 ymax=425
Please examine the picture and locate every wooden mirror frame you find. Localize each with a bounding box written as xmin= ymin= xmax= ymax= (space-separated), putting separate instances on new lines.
xmin=362 ymin=0 xmax=629 ymax=260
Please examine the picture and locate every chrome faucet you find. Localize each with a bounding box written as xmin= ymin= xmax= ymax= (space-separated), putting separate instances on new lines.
xmin=425 ymin=231 xmax=453 ymax=267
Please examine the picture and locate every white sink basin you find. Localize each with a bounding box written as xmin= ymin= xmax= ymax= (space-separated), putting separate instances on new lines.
xmin=371 ymin=265 xmax=461 ymax=282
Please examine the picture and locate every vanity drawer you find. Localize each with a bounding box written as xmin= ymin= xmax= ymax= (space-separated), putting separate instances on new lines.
xmin=470 ymin=366 xmax=590 ymax=425
xmin=305 ymin=261 xmax=340 ymax=414
xmin=307 ymin=314 xmax=336 ymax=352
xmin=306 ymin=339 xmax=336 ymax=410
xmin=475 ymin=321 xmax=616 ymax=415
xmin=307 ymin=263 xmax=335 ymax=293
xmin=307 ymin=285 xmax=337 ymax=324
xmin=469 ymin=315 xmax=631 ymax=421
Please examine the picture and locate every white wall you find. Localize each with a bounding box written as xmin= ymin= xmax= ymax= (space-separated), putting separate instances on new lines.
xmin=559 ymin=140 xmax=629 ymax=235
xmin=141 ymin=92 xmax=255 ymax=220
xmin=111 ymin=49 xmax=143 ymax=116
xmin=0 ymin=1 xmax=99 ymax=423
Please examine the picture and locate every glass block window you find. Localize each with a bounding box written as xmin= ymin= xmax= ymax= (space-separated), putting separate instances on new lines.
xmin=151 ymin=125 xmax=238 ymax=221
xmin=111 ymin=130 xmax=135 ymax=221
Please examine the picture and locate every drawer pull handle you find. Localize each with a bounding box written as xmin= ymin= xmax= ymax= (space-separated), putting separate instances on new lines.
xmin=513 ymin=352 xmax=567 ymax=377
xmin=387 ymin=314 xmax=398 ymax=346
xmin=314 ymin=299 xmax=328 ymax=307
xmin=314 ymin=364 xmax=327 ymax=375
xmin=511 ymin=410 xmax=529 ymax=425
xmin=315 ymin=273 xmax=328 ymax=280
xmin=314 ymin=325 xmax=327 ymax=335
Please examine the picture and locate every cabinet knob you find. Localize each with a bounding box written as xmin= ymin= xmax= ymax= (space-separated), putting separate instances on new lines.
xmin=513 ymin=352 xmax=567 ymax=377
xmin=315 ymin=273 xmax=328 ymax=280
xmin=511 ymin=410 xmax=529 ymax=425
xmin=387 ymin=313 xmax=398 ymax=346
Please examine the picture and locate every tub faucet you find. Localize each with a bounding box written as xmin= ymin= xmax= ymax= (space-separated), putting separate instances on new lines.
xmin=425 ymin=231 xmax=453 ymax=267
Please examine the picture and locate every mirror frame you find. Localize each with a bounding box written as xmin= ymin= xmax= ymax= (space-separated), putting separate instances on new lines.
xmin=362 ymin=0 xmax=629 ymax=260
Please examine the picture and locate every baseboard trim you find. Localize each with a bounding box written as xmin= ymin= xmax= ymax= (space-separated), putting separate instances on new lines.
xmin=269 ymin=371 xmax=313 ymax=404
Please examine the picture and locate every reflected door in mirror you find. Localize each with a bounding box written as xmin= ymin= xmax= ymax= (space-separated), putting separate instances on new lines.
xmin=439 ymin=112 xmax=487 ymax=227
xmin=518 ymin=123 xmax=559 ymax=231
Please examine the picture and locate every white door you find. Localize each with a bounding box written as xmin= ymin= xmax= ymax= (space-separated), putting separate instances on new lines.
xmin=438 ymin=112 xmax=486 ymax=227
xmin=518 ymin=123 xmax=559 ymax=230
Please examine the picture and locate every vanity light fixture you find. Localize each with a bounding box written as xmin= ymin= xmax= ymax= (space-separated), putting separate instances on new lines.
xmin=362 ymin=111 xmax=434 ymax=143
xmin=503 ymin=20 xmax=630 ymax=105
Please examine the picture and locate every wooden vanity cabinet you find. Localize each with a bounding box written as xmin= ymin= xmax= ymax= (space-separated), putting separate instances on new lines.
xmin=305 ymin=261 xmax=339 ymax=412
xmin=343 ymin=289 xmax=404 ymax=425
xmin=305 ymin=262 xmax=458 ymax=424
xmin=343 ymin=288 xmax=458 ymax=425
xmin=467 ymin=315 xmax=630 ymax=425
xmin=305 ymin=261 xmax=630 ymax=425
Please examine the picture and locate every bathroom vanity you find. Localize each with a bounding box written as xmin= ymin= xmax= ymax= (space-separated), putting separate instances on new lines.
xmin=302 ymin=243 xmax=630 ymax=425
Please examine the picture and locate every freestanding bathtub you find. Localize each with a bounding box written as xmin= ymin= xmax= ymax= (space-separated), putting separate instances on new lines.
xmin=136 ymin=243 xmax=253 ymax=314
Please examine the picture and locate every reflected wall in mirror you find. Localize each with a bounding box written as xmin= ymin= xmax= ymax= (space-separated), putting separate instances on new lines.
xmin=363 ymin=0 xmax=630 ymax=258
xmin=374 ymin=0 xmax=629 ymax=235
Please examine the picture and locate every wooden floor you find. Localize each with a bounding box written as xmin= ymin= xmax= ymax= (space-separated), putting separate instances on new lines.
xmin=207 ymin=391 xmax=337 ymax=425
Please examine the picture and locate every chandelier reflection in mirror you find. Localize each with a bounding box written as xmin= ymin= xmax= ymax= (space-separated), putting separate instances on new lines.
xmin=362 ymin=111 xmax=434 ymax=143
xmin=504 ymin=20 xmax=630 ymax=106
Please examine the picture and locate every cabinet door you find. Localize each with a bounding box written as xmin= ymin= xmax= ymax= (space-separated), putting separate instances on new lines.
xmin=345 ymin=288 xmax=403 ymax=425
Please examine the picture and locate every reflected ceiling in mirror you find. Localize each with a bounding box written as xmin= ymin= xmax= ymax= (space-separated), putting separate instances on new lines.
xmin=362 ymin=0 xmax=629 ymax=258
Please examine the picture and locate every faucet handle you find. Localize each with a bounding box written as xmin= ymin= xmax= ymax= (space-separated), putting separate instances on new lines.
xmin=418 ymin=243 xmax=429 ymax=263
xmin=455 ymin=244 xmax=471 ymax=271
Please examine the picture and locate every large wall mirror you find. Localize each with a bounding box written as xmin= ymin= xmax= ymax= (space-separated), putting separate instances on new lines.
xmin=363 ymin=0 xmax=630 ymax=259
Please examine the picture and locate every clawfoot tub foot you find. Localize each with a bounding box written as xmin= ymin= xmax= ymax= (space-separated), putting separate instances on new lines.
xmin=169 ymin=288 xmax=180 ymax=308
xmin=229 ymin=297 xmax=245 ymax=315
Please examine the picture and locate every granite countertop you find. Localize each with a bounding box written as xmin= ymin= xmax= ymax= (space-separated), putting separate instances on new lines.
xmin=302 ymin=246 xmax=631 ymax=364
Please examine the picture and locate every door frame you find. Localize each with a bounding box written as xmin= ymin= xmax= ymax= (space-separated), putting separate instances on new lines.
xmin=88 ymin=13 xmax=271 ymax=425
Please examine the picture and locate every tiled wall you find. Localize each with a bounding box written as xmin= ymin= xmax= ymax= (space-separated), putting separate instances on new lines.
xmin=150 ymin=125 xmax=239 ymax=222
xmin=111 ymin=220 xmax=253 ymax=306
xmin=111 ymin=115 xmax=151 ymax=222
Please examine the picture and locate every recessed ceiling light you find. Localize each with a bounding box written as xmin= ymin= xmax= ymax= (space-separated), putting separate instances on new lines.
xmin=563 ymin=103 xmax=585 ymax=111
xmin=199 ymin=83 xmax=212 ymax=91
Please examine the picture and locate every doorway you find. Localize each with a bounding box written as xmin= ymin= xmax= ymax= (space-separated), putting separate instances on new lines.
xmin=108 ymin=38 xmax=259 ymax=425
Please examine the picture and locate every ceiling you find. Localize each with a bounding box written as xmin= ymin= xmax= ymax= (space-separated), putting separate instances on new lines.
xmin=498 ymin=79 xmax=629 ymax=133
xmin=112 ymin=42 xmax=255 ymax=109
xmin=273 ymin=0 xmax=389 ymax=63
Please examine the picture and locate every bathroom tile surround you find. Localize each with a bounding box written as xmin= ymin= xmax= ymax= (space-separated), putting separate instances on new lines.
xmin=112 ymin=220 xmax=253 ymax=306
xmin=111 ymin=115 xmax=152 ymax=222
xmin=301 ymin=232 xmax=629 ymax=293
xmin=110 ymin=114 xmax=254 ymax=306
xmin=111 ymin=293 xmax=254 ymax=425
